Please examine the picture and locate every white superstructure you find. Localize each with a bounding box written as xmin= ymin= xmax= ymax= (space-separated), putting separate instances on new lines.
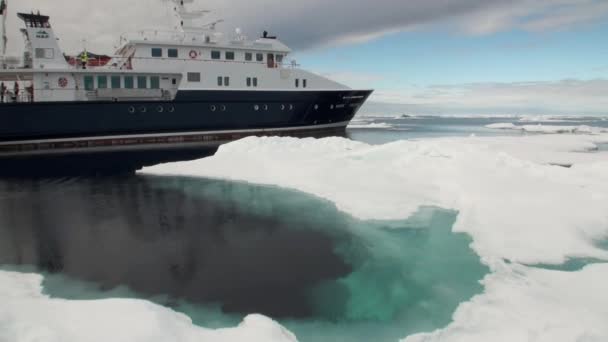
xmin=109 ymin=0 xmax=349 ymax=92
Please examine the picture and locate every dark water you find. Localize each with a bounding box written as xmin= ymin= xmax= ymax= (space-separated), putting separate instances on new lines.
xmin=0 ymin=174 xmax=488 ymax=341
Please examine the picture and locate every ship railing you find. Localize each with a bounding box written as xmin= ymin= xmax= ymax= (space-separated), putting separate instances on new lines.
xmin=0 ymin=92 xmax=34 ymax=104
xmin=75 ymin=55 xmax=299 ymax=70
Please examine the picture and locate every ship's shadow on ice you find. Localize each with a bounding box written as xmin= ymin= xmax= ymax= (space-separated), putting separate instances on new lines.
xmin=0 ymin=175 xmax=488 ymax=341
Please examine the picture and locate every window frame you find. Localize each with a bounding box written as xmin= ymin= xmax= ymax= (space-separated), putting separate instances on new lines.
xmin=211 ymin=51 xmax=221 ymax=60
xmin=295 ymin=79 xmax=299 ymax=88
xmin=111 ymin=75 xmax=121 ymax=89
xmin=224 ymin=76 xmax=230 ymax=87
xmin=124 ymin=76 xmax=134 ymax=89
xmin=137 ymin=76 xmax=148 ymax=89
xmin=151 ymin=48 xmax=163 ymax=58
xmin=167 ymin=48 xmax=178 ymax=58
xmin=245 ymin=52 xmax=253 ymax=61
xmin=253 ymin=77 xmax=258 ymax=87
xmin=256 ymin=53 xmax=264 ymax=62
xmin=303 ymin=79 xmax=307 ymax=88
xmin=187 ymin=72 xmax=201 ymax=82
xmin=225 ymin=51 xmax=235 ymax=60
xmin=246 ymin=77 xmax=251 ymax=87
xmin=217 ymin=76 xmax=223 ymax=86
xmin=150 ymin=76 xmax=160 ymax=89
xmin=84 ymin=75 xmax=94 ymax=91
xmin=97 ymin=75 xmax=108 ymax=89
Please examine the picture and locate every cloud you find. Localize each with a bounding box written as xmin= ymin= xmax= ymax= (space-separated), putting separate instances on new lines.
xmin=365 ymin=79 xmax=608 ymax=115
xmin=3 ymin=0 xmax=608 ymax=55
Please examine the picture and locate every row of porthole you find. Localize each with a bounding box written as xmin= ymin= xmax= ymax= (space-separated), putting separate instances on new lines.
xmin=253 ymin=104 xmax=294 ymax=111
xmin=128 ymin=105 xmax=175 ymax=114
xmin=128 ymin=103 xmax=342 ymax=114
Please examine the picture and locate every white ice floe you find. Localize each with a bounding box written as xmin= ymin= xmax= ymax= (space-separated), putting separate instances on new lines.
xmin=403 ymin=262 xmax=608 ymax=342
xmin=143 ymin=134 xmax=608 ymax=265
xmin=142 ymin=133 xmax=608 ymax=341
xmin=0 ymin=271 xmax=296 ymax=342
xmin=485 ymin=122 xmax=519 ymax=130
xmin=517 ymin=115 xmax=589 ymax=123
xmin=486 ymin=122 xmax=608 ymax=134
xmin=347 ymin=122 xmax=394 ymax=129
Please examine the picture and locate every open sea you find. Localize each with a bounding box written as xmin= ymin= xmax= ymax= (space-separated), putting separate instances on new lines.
xmin=1 ymin=113 xmax=607 ymax=341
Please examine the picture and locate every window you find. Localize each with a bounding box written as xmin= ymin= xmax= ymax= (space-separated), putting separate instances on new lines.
xmin=253 ymin=77 xmax=258 ymax=87
xmin=295 ymin=79 xmax=299 ymax=88
xmin=187 ymin=72 xmax=201 ymax=82
xmin=97 ymin=76 xmax=108 ymax=89
xmin=168 ymin=49 xmax=178 ymax=58
xmin=225 ymin=51 xmax=235 ymax=60
xmin=245 ymin=52 xmax=253 ymax=61
xmin=124 ymin=76 xmax=134 ymax=89
xmin=224 ymin=77 xmax=230 ymax=86
xmin=303 ymin=79 xmax=307 ymax=88
xmin=172 ymin=78 xmax=177 ymax=85
xmin=84 ymin=75 xmax=94 ymax=91
xmin=211 ymin=51 xmax=221 ymax=59
xmin=35 ymin=48 xmax=54 ymax=59
xmin=137 ymin=76 xmax=147 ymax=89
xmin=217 ymin=76 xmax=223 ymax=86
xmin=256 ymin=53 xmax=263 ymax=62
xmin=276 ymin=54 xmax=284 ymax=63
xmin=111 ymin=76 xmax=121 ymax=89
xmin=246 ymin=77 xmax=251 ymax=87
xmin=150 ymin=76 xmax=160 ymax=89
xmin=151 ymin=48 xmax=162 ymax=57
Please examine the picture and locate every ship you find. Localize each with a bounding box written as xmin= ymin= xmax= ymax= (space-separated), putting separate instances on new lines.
xmin=0 ymin=0 xmax=372 ymax=175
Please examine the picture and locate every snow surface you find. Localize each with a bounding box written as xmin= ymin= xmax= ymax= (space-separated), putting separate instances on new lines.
xmin=486 ymin=123 xmax=608 ymax=134
xmin=143 ymin=134 xmax=608 ymax=265
xmin=0 ymin=271 xmax=296 ymax=342
xmin=403 ymin=262 xmax=608 ymax=342
xmin=141 ymin=133 xmax=608 ymax=340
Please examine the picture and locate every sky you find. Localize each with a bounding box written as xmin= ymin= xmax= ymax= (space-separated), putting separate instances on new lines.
xmin=3 ymin=0 xmax=608 ymax=115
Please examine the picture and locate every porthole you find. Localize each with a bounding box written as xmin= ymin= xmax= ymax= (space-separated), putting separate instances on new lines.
xmin=128 ymin=106 xmax=135 ymax=114
xmin=330 ymin=104 xmax=335 ymax=110
xmin=210 ymin=105 xmax=217 ymax=112
xmin=289 ymin=104 xmax=294 ymax=110
xmin=221 ymin=105 xmax=227 ymax=111
xmin=254 ymin=105 xmax=260 ymax=111
xmin=263 ymin=104 xmax=268 ymax=111
xmin=157 ymin=105 xmax=164 ymax=113
xmin=281 ymin=104 xmax=286 ymax=111
xmin=139 ymin=106 xmax=147 ymax=113
xmin=168 ymin=106 xmax=175 ymax=113
xmin=314 ymin=104 xmax=319 ymax=110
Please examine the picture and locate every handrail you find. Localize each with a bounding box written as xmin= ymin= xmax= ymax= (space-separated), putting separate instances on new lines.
xmin=72 ymin=54 xmax=299 ymax=70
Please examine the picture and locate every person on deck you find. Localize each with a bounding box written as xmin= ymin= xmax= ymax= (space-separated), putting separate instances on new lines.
xmin=81 ymin=51 xmax=89 ymax=69
xmin=13 ymin=82 xmax=19 ymax=102
xmin=0 ymin=82 xmax=5 ymax=103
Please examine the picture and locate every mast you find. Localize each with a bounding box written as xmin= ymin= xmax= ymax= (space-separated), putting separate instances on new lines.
xmin=167 ymin=0 xmax=221 ymax=33
xmin=1 ymin=0 xmax=7 ymax=60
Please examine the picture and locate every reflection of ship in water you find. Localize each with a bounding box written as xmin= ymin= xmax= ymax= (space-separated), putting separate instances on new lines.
xmin=0 ymin=0 xmax=369 ymax=175
xmin=0 ymin=176 xmax=351 ymax=317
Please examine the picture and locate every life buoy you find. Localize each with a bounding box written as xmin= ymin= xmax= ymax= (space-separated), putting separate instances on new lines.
xmin=189 ymin=50 xmax=198 ymax=59
xmin=58 ymin=77 xmax=68 ymax=88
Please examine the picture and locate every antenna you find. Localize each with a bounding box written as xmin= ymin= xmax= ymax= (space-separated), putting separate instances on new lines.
xmin=1 ymin=0 xmax=8 ymax=59
xmin=160 ymin=0 xmax=222 ymax=33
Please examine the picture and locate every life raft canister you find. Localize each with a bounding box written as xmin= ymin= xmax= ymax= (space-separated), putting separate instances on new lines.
xmin=189 ymin=50 xmax=198 ymax=59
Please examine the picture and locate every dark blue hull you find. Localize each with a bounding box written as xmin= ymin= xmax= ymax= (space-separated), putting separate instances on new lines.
xmin=0 ymin=89 xmax=370 ymax=142
xmin=0 ymin=89 xmax=370 ymax=175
